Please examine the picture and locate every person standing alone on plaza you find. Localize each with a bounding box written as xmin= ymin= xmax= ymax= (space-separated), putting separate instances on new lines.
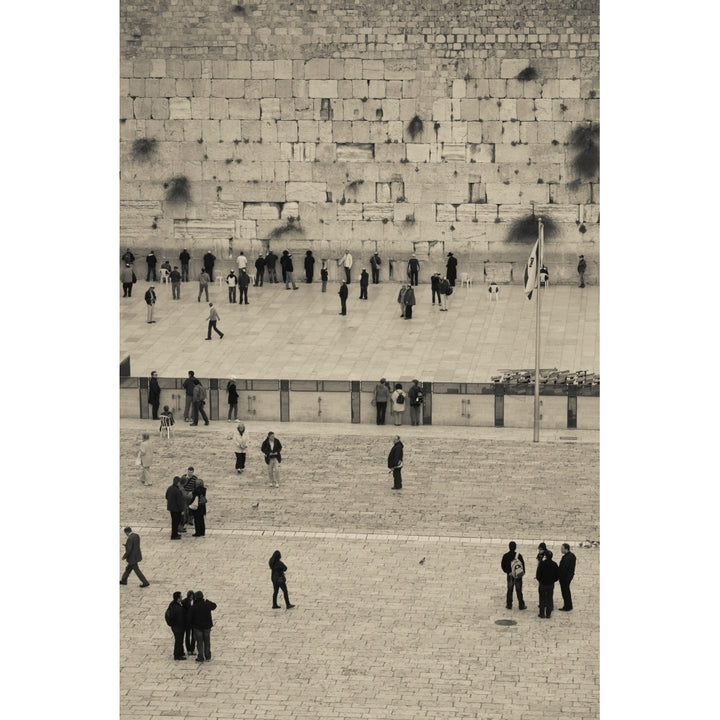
xmin=190 ymin=591 xmax=217 ymax=662
xmin=203 ymin=250 xmax=216 ymax=282
xmin=144 ymin=285 xmax=156 ymax=323
xmin=137 ymin=432 xmax=153 ymax=485
xmin=446 ymin=252 xmax=458 ymax=287
xmin=387 ymin=435 xmax=404 ymax=489
xmin=577 ymin=255 xmax=587 ymax=287
xmin=407 ymin=254 xmax=420 ymax=286
xmin=198 ymin=268 xmax=210 ymax=302
xmin=230 ymin=422 xmax=248 ymax=474
xmin=403 ymin=284 xmax=416 ymax=319
xmin=269 ymin=550 xmax=295 ymax=609
xmin=238 ymin=268 xmax=250 ymax=304
xmin=119 ymin=527 xmax=149 ymax=587
xmin=261 ymin=431 xmax=282 ymax=488
xmin=370 ymin=251 xmax=381 ymax=284
xmin=226 ymin=376 xmax=238 ymax=421
xmin=359 ymin=268 xmax=369 ymax=299
xmin=338 ymin=279 xmax=348 ymax=315
xmin=558 ymin=543 xmax=577 ymax=611
xmin=206 ymin=303 xmax=224 ymax=340
xmin=501 ymin=541 xmax=527 ymax=610
xmin=340 ymin=248 xmax=353 ymax=283
xmin=148 ymin=371 xmax=161 ymax=420
xmin=373 ymin=378 xmax=390 ymax=425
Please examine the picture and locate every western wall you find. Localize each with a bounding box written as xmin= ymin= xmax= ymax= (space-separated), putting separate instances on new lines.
xmin=120 ymin=0 xmax=599 ymax=284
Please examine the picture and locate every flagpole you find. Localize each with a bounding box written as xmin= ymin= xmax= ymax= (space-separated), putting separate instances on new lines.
xmin=533 ymin=218 xmax=544 ymax=443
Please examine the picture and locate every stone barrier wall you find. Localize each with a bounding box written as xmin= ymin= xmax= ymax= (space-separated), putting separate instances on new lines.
xmin=120 ymin=0 xmax=599 ymax=284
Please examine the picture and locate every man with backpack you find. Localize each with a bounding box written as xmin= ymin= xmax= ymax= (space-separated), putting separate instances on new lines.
xmin=191 ymin=379 xmax=209 ymax=426
xmin=165 ymin=591 xmax=187 ymax=660
xmin=501 ymin=541 xmax=527 ymax=610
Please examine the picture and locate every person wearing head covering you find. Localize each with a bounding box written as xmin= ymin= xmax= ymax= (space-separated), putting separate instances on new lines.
xmin=284 ymin=252 xmax=298 ymax=290
xmin=370 ymin=252 xmax=381 ymax=284
xmin=338 ymin=280 xmax=348 ymax=315
xmin=390 ymin=383 xmax=406 ymax=426
xmin=407 ymin=253 xmax=420 ymax=286
xmin=230 ymin=422 xmax=248 ymax=474
xmin=226 ymin=269 xmax=237 ymax=303
xmin=148 ymin=370 xmax=161 ymax=420
xmin=431 ymin=273 xmax=441 ymax=305
xmin=226 ymin=376 xmax=239 ymax=421
xmin=254 ymin=253 xmax=266 ymax=287
xmin=145 ymin=250 xmax=158 ymax=282
xmin=535 ymin=544 xmax=560 ymax=618
xmin=501 ymin=541 xmax=527 ymax=610
xmin=121 ymin=263 xmax=134 ymax=297
xmin=304 ymin=250 xmax=315 ymax=283
xmin=408 ymin=379 xmax=424 ymax=425
xmin=144 ymin=285 xmax=156 ymax=323
xmin=359 ymin=268 xmax=369 ymax=299
xmin=403 ymin=284 xmax=416 ymax=319
xmin=203 ymin=250 xmax=216 ymax=282
xmin=189 ymin=591 xmax=217 ymax=662
xmin=269 ymin=550 xmax=295 ymax=609
xmin=397 ymin=284 xmax=408 ymax=317
xmin=577 ymin=255 xmax=587 ymax=287
xmin=189 ymin=479 xmax=207 ymax=537
xmin=179 ymin=248 xmax=191 ymax=282
xmin=261 ymin=432 xmax=282 ymax=488
xmin=446 ymin=252 xmax=458 ymax=286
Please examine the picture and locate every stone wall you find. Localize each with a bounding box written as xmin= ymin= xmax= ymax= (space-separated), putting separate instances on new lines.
xmin=120 ymin=0 xmax=599 ymax=283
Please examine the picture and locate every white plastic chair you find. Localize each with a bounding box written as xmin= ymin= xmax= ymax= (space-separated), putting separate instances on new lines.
xmin=159 ymin=267 xmax=170 ymax=284
xmin=159 ymin=415 xmax=173 ymax=439
xmin=539 ymin=271 xmax=550 ymax=287
xmin=460 ymin=272 xmax=472 ymax=288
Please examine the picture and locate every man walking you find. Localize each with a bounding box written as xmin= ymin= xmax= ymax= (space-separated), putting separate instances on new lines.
xmin=261 ymin=431 xmax=282 ymax=488
xmin=501 ymin=541 xmax=527 ymax=610
xmin=166 ymin=591 xmax=186 ymax=660
xmin=387 ymin=435 xmax=404 ymax=490
xmin=119 ymin=527 xmax=150 ymax=587
xmin=179 ymin=249 xmax=191 ymax=282
xmin=536 ymin=545 xmax=560 ymax=618
xmin=198 ymin=268 xmax=210 ymax=302
xmin=338 ymin=280 xmax=348 ymax=315
xmin=190 ymin=591 xmax=217 ymax=662
xmin=577 ymin=255 xmax=587 ymax=287
xmin=191 ymin=380 xmax=210 ymax=426
xmin=408 ymin=379 xmax=424 ymax=426
xmin=206 ymin=303 xmax=224 ymax=340
xmin=558 ymin=543 xmax=577 ymax=611
xmin=226 ymin=269 xmax=237 ymax=303
xmin=254 ymin=253 xmax=265 ymax=286
xmin=166 ymin=476 xmax=185 ymax=539
xmin=170 ymin=266 xmax=181 ymax=299
xmin=144 ymin=285 xmax=156 ymax=323
xmin=203 ymin=250 xmax=216 ymax=282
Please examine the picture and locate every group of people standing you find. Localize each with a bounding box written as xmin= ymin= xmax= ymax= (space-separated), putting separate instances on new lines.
xmin=373 ymin=378 xmax=425 ymax=426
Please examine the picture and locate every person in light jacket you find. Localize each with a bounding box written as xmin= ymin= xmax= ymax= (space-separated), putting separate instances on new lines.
xmin=390 ymin=383 xmax=406 ymax=426
xmin=230 ymin=423 xmax=248 ymax=474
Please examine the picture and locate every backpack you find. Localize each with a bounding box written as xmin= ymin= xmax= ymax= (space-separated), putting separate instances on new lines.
xmin=510 ymin=554 xmax=525 ymax=579
xmin=446 ymin=286 xmax=453 ymax=296
xmin=194 ymin=384 xmax=207 ymax=401
xmin=164 ymin=604 xmax=173 ymax=626
xmin=395 ymin=392 xmax=405 ymax=405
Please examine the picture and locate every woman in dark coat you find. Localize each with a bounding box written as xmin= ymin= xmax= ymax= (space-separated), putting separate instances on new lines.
xmin=403 ymin=285 xmax=416 ymax=319
xmin=269 ymin=550 xmax=295 ymax=609
xmin=148 ymin=371 xmax=161 ymax=420
xmin=190 ymin=480 xmax=207 ymax=537
xmin=304 ymin=250 xmax=315 ymax=283
xmin=226 ymin=377 xmax=239 ymax=421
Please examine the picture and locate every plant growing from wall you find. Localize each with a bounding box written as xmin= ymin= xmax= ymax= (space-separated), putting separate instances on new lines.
xmin=516 ymin=66 xmax=538 ymax=81
xmin=407 ymin=115 xmax=424 ymax=140
xmin=132 ymin=137 xmax=157 ymax=160
xmin=506 ymin=213 xmax=559 ymax=243
xmin=164 ymin=175 xmax=191 ymax=203
xmin=570 ymin=123 xmax=600 ymax=179
xmin=269 ymin=216 xmax=303 ymax=239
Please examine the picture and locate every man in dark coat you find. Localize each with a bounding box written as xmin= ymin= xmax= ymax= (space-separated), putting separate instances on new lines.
xmin=387 ymin=435 xmax=404 ymax=490
xmin=407 ymin=254 xmax=420 ymax=286
xmin=167 ymin=591 xmax=187 ymax=660
xmin=148 ymin=370 xmax=161 ymax=420
xmin=254 ymin=254 xmax=266 ymax=286
xmin=304 ymin=250 xmax=315 ymax=283
xmin=359 ymin=268 xmax=369 ymax=299
xmin=203 ymin=250 xmax=216 ymax=282
xmin=179 ymin=249 xmax=191 ymax=282
xmin=238 ymin=268 xmax=250 ymax=304
xmin=122 ymin=248 xmax=135 ymax=265
xmin=182 ymin=371 xmax=196 ymax=422
xmin=446 ymin=252 xmax=458 ymax=286
xmin=370 ymin=252 xmax=381 ymax=283
xmin=121 ymin=263 xmax=134 ymax=298
xmin=265 ymin=250 xmax=278 ymax=283
xmin=403 ymin=285 xmax=416 ymax=319
xmin=338 ymin=280 xmax=348 ymax=315
xmin=535 ymin=546 xmax=560 ymax=618
xmin=501 ymin=541 xmax=527 ymax=610
xmin=120 ymin=527 xmax=149 ymax=586
xmin=408 ymin=379 xmax=423 ymax=425
xmin=146 ymin=251 xmax=158 ymax=281
xmin=182 ymin=591 xmax=196 ymax=656
xmin=144 ymin=285 xmax=156 ymax=323
xmin=170 ymin=266 xmax=182 ymax=299
xmin=558 ymin=543 xmax=577 ymax=611
xmin=166 ymin=476 xmax=185 ymax=539
xmin=190 ymin=591 xmax=217 ymax=662
xmin=430 ymin=272 xmax=441 ymax=305
xmin=578 ymin=255 xmax=587 ymax=288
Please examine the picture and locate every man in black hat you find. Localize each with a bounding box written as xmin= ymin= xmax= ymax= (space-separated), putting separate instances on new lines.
xmin=203 ymin=250 xmax=216 ymax=282
xmin=146 ymin=251 xmax=158 ymax=282
xmin=446 ymin=252 xmax=458 ymax=286
xmin=179 ymin=249 xmax=191 ymax=281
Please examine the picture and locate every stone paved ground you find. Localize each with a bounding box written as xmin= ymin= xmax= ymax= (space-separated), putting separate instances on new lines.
xmin=120 ymin=419 xmax=599 ymax=720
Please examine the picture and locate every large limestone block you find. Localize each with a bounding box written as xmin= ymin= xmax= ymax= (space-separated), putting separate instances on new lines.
xmin=304 ymin=58 xmax=330 ymax=79
xmin=363 ymin=59 xmax=384 ymax=79
xmin=374 ymin=143 xmax=405 ymax=163
xmin=120 ymin=96 xmax=134 ymax=120
xmin=337 ymin=203 xmax=363 ymax=222
xmin=209 ymin=98 xmax=229 ymax=120
xmin=232 ymin=182 xmax=286 ymax=203
xmin=384 ymin=58 xmax=416 ymax=80
xmin=436 ymin=204 xmax=457 ymax=222
xmin=456 ymin=204 xmax=478 ymax=222
xmin=344 ymin=58 xmax=363 ymax=79
xmin=362 ymin=203 xmax=394 ymax=222
xmin=406 ymin=143 xmax=429 ymax=163
xmin=557 ymin=59 xmax=581 ymax=79
xmin=298 ymin=120 xmax=319 ymax=142
xmin=498 ymin=99 xmax=517 ymax=121
xmin=190 ymin=98 xmax=209 ymax=119
xmin=191 ymin=79 xmax=211 ymax=97
xmin=309 ymin=79 xmax=338 ymax=98
xmin=211 ymin=79 xmax=245 ymax=98
xmin=553 ymin=99 xmax=585 ymax=121
xmin=260 ymin=98 xmax=281 ymax=119
xmin=286 ymin=182 xmax=328 ymax=202
xmin=243 ymin=202 xmax=280 ymax=221
xmin=368 ymin=80 xmax=386 ymax=98
xmin=219 ymin=120 xmax=243 ymax=143
xmin=274 ymin=59 xmax=292 ymax=80
xmin=315 ymin=143 xmax=336 ymax=163
xmin=251 ymin=60 xmax=274 ymax=79
xmin=133 ymin=98 xmax=152 ymax=120
xmin=227 ymin=61 xmax=251 ymax=78
xmin=276 ymin=121 xmax=298 ymax=143
xmin=501 ymin=59 xmax=530 ymax=79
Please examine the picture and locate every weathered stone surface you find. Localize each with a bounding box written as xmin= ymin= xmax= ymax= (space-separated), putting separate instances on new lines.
xmin=286 ymin=181 xmax=328 ymax=202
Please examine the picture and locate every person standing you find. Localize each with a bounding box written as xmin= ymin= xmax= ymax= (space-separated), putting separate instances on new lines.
xmin=119 ymin=527 xmax=150 ymax=587
xmin=191 ymin=380 xmax=210 ymax=426
xmin=430 ymin=273 xmax=441 ymax=305
xmin=407 ymin=254 xmax=420 ymax=286
xmin=578 ymin=255 xmax=587 ymax=288
xmin=122 ymin=248 xmax=135 ymax=265
xmin=145 ymin=251 xmax=158 ymax=282
xmin=359 ymin=268 xmax=369 ymax=299
xmin=558 ymin=543 xmax=577 ymax=611
xmin=189 ymin=479 xmax=207 ymax=537
xmin=403 ymin=284 xmax=416 ymax=319
xmin=340 ymin=249 xmax=353 ymax=283
xmin=373 ymin=378 xmax=390 ymax=425
xmin=338 ymin=280 xmax=348 ymax=315
xmin=179 ymin=467 xmax=199 ymax=532
xmin=166 ymin=591 xmax=186 ymax=660
xmin=438 ymin=276 xmax=451 ymax=311
xmin=280 ymin=250 xmax=289 ymax=284
xmin=236 ymin=250 xmax=247 ymax=273
xmin=144 ymin=285 xmax=156 ymax=323
xmin=226 ymin=377 xmax=238 ymax=421
xmin=182 ymin=371 xmax=196 ymax=422
xmin=284 ymin=253 xmax=298 ymax=290
xmin=408 ymin=379 xmax=423 ymax=426
xmin=370 ymin=252 xmax=381 ymax=284
xmin=148 ymin=371 xmax=161 ymax=420
xmin=226 ymin=270 xmax=237 ymax=303
xmin=238 ymin=268 xmax=250 ymax=304
xmin=387 ymin=435 xmax=404 ymax=490
xmin=390 ymin=383 xmax=406 ymax=426
xmin=203 ymin=250 xmax=216 ymax=282
xmin=501 ymin=541 xmax=527 ymax=610
xmin=265 ymin=250 xmax=278 ymax=283
xmin=304 ymin=250 xmax=315 ymax=283
xmin=190 ymin=591 xmax=217 ymax=662
xmin=121 ymin=264 xmax=134 ymax=297
xmin=254 ymin=253 xmax=265 ymax=286
xmin=166 ymin=476 xmax=185 ymax=540
xmin=182 ymin=591 xmax=196 ymax=656
xmin=206 ymin=303 xmax=224 ymax=340
xmin=179 ymin=249 xmax=191 ymax=282
xmin=261 ymin=431 xmax=282 ymax=488
xmin=446 ymin=252 xmax=458 ymax=287
xmin=269 ymin=550 xmax=295 ymax=609
xmin=170 ymin=266 xmax=181 ymax=299
xmin=320 ymin=261 xmax=328 ymax=292
xmin=231 ymin=422 xmax=248 ymax=474
xmin=198 ymin=268 xmax=210 ymax=302
xmin=397 ymin=284 xmax=408 ymax=317
xmin=138 ymin=432 xmax=153 ymax=485
xmin=536 ymin=545 xmax=560 ymax=618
